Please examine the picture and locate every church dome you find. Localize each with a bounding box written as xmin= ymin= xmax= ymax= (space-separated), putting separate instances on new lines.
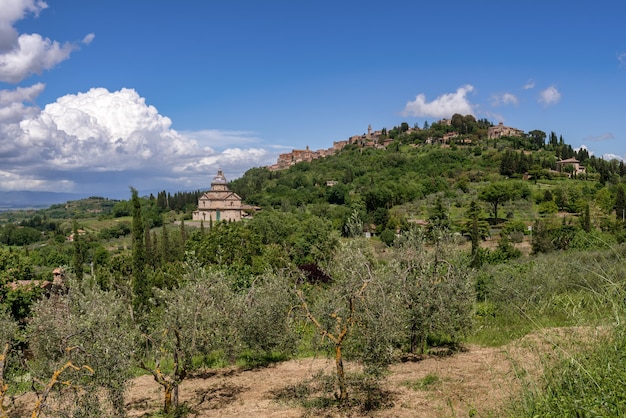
xmin=212 ymin=169 xmax=227 ymax=185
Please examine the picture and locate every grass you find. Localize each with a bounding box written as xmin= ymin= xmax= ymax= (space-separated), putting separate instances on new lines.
xmin=271 ymin=370 xmax=394 ymax=414
xmin=402 ymin=373 xmax=443 ymax=391
xmin=489 ymin=244 xmax=626 ymax=416
xmin=510 ymin=325 xmax=626 ymax=417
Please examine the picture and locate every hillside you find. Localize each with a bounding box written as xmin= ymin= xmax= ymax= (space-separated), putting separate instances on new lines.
xmin=3 ymin=119 xmax=626 ymax=417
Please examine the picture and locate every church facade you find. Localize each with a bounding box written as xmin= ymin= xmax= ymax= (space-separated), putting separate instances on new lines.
xmin=192 ymin=170 xmax=251 ymax=222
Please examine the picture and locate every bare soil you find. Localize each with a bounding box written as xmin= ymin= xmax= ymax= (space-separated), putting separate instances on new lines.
xmin=8 ymin=327 xmax=597 ymax=417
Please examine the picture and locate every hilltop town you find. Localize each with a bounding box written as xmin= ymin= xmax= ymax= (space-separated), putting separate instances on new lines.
xmin=268 ymin=118 xmax=524 ymax=171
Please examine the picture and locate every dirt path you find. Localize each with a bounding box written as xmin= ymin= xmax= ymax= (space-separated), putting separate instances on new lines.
xmin=10 ymin=327 xmax=596 ymax=417
xmin=126 ymin=328 xmax=577 ymax=418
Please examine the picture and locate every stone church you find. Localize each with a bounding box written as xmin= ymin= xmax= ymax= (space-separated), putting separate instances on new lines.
xmin=192 ymin=170 xmax=253 ymax=222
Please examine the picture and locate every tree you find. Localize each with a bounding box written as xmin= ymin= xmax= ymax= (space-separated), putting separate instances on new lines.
xmin=581 ymin=203 xmax=591 ymax=233
xmin=466 ymin=201 xmax=483 ymax=267
xmin=479 ymin=182 xmax=518 ymax=223
xmin=27 ymin=278 xmax=137 ymax=416
xmin=428 ymin=196 xmax=450 ymax=231
xmin=238 ymin=270 xmax=299 ymax=359
xmin=393 ymin=227 xmax=474 ymax=354
xmin=131 ymin=187 xmax=148 ymax=314
xmin=295 ymin=240 xmax=401 ymax=401
xmin=142 ymin=266 xmax=239 ymax=413
xmin=0 ymin=309 xmax=18 ymax=416
xmin=615 ymin=185 xmax=626 ymax=222
xmin=528 ymin=130 xmax=546 ymax=149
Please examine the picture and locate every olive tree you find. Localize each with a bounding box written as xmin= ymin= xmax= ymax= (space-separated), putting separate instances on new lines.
xmin=296 ymin=239 xmax=403 ymax=401
xmin=142 ymin=266 xmax=240 ymax=413
xmin=238 ymin=270 xmax=299 ymax=360
xmin=26 ymin=277 xmax=137 ymax=417
xmin=0 ymin=309 xmax=18 ymax=416
xmin=393 ymin=226 xmax=475 ymax=354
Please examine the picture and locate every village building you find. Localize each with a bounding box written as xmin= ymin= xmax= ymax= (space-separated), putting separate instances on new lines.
xmin=192 ymin=170 xmax=255 ymax=222
xmin=555 ymin=157 xmax=586 ymax=176
xmin=487 ymin=122 xmax=525 ymax=139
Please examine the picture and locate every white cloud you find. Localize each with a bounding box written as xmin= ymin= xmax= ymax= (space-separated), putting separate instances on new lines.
xmin=0 ymin=86 xmax=277 ymax=194
xmin=491 ymin=92 xmax=518 ymax=107
xmin=523 ymin=79 xmax=536 ymax=90
xmin=603 ymin=153 xmax=624 ymax=162
xmin=82 ymin=33 xmax=95 ymax=45
xmin=402 ymin=85 xmax=475 ymax=118
xmin=0 ymin=82 xmax=43 ymax=122
xmin=538 ymin=85 xmax=561 ymax=105
xmin=618 ymin=52 xmax=626 ymax=69
xmin=0 ymin=0 xmax=82 ymax=83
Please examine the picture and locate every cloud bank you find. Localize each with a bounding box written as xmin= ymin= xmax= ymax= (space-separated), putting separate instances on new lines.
xmin=402 ymin=85 xmax=475 ymax=118
xmin=0 ymin=86 xmax=275 ymax=195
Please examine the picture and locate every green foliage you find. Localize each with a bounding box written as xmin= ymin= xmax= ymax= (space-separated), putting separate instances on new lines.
xmin=131 ymin=187 xmax=149 ymax=314
xmin=0 ymin=247 xmax=35 ymax=283
xmin=513 ymin=326 xmax=626 ymax=417
xmin=238 ymin=271 xmax=299 ymax=357
xmin=186 ymin=221 xmax=263 ymax=283
xmin=403 ymin=373 xmax=442 ymax=391
xmin=487 ymin=233 xmax=521 ymax=264
xmin=0 ymin=223 xmax=41 ymax=245
xmin=27 ymin=277 xmax=138 ymax=416
xmin=393 ymin=228 xmax=475 ymax=353
xmin=506 ymin=252 xmax=626 ymax=417
xmin=479 ymin=181 xmax=522 ymax=222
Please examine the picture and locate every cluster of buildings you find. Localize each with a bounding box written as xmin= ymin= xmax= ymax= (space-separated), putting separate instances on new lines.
xmin=487 ymin=122 xmax=525 ymax=140
xmin=267 ymin=121 xmax=527 ymax=171
xmin=267 ymin=125 xmax=397 ymax=171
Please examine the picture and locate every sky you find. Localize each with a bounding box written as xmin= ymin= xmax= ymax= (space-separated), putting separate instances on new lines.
xmin=1 ymin=0 xmax=626 ymax=200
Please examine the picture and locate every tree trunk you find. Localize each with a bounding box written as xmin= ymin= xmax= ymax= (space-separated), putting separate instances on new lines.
xmin=335 ymin=343 xmax=347 ymax=401
xmin=163 ymin=385 xmax=172 ymax=413
xmin=410 ymin=323 xmax=419 ymax=354
xmin=173 ymin=385 xmax=179 ymax=410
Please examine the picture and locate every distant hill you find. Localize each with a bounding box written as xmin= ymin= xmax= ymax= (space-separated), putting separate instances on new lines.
xmin=0 ymin=191 xmax=90 ymax=210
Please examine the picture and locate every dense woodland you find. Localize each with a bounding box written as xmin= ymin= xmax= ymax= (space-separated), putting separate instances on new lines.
xmin=2 ymin=116 xmax=626 ymax=416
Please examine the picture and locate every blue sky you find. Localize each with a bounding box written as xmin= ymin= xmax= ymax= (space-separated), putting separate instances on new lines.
xmin=1 ymin=0 xmax=625 ymax=199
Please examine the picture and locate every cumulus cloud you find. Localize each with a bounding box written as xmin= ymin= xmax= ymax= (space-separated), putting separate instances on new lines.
xmin=538 ymin=86 xmax=561 ymax=105
xmin=491 ymin=92 xmax=518 ymax=107
xmin=603 ymin=153 xmax=624 ymax=162
xmin=402 ymin=85 xmax=475 ymax=118
xmin=0 ymin=0 xmax=82 ymax=83
xmin=618 ymin=52 xmax=626 ymax=69
xmin=0 ymin=86 xmax=276 ymax=194
xmin=523 ymin=79 xmax=536 ymax=90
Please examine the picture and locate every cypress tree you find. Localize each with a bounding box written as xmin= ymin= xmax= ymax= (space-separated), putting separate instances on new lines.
xmin=616 ymin=185 xmax=626 ymax=223
xmin=72 ymin=220 xmax=84 ymax=280
xmin=467 ymin=201 xmax=482 ymax=267
xmin=581 ymin=203 xmax=591 ymax=232
xmin=160 ymin=221 xmax=170 ymax=264
xmin=131 ymin=187 xmax=148 ymax=314
xmin=180 ymin=219 xmax=187 ymax=243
